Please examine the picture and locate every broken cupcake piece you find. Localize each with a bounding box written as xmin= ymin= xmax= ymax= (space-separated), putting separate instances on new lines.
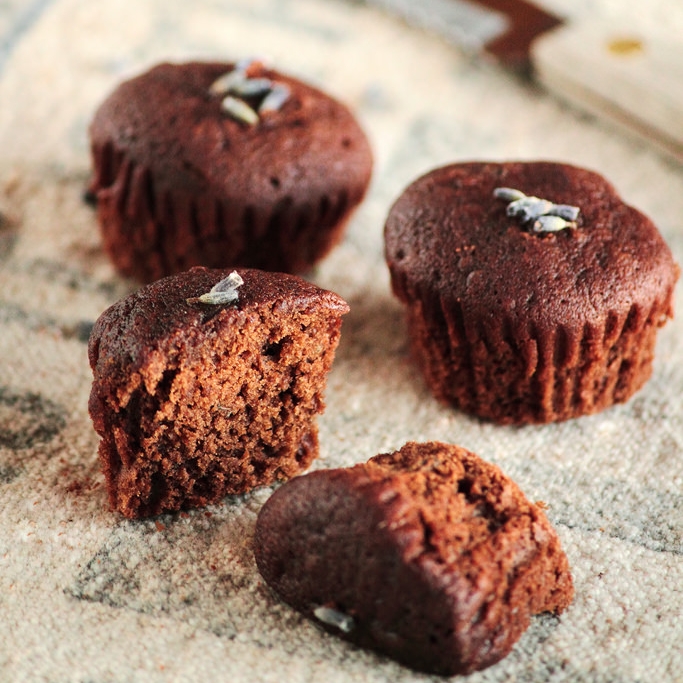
xmin=88 ymin=60 xmax=373 ymax=283
xmin=87 ymin=267 xmax=348 ymax=518
xmin=254 ymin=441 xmax=574 ymax=676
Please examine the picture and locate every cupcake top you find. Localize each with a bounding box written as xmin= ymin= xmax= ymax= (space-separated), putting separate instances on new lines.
xmin=89 ymin=60 xmax=373 ymax=211
xmin=88 ymin=266 xmax=349 ymax=380
xmin=384 ymin=162 xmax=679 ymax=335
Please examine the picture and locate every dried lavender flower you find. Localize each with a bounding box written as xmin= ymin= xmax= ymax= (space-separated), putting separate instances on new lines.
xmin=494 ymin=187 xmax=580 ymax=231
xmin=532 ymin=215 xmax=577 ymax=233
xmin=187 ymin=271 xmax=244 ymax=305
xmin=313 ymin=606 xmax=355 ymax=633
xmin=211 ymin=59 xmax=290 ymax=123
xmin=506 ymin=196 xmax=555 ymax=223
xmin=235 ymin=55 xmax=269 ymax=72
xmin=209 ymin=69 xmax=247 ymax=96
xmin=221 ymin=96 xmax=259 ymax=125
xmin=493 ymin=187 xmax=526 ymax=202
xmin=229 ymin=77 xmax=273 ymax=97
xmin=547 ymin=204 xmax=581 ymax=222
xmin=259 ymin=83 xmax=291 ymax=114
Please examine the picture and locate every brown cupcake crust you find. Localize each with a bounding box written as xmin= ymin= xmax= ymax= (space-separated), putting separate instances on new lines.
xmin=384 ymin=162 xmax=679 ymax=423
xmin=255 ymin=441 xmax=573 ymax=676
xmin=89 ymin=61 xmax=373 ymax=281
xmin=88 ymin=267 xmax=349 ymax=518
xmin=88 ymin=265 xmax=348 ymax=378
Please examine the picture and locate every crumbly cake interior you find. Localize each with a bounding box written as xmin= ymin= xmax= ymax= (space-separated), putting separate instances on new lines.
xmin=94 ymin=300 xmax=341 ymax=518
xmin=366 ymin=442 xmax=573 ymax=616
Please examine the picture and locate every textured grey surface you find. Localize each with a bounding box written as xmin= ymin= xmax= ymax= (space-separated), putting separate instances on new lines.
xmin=0 ymin=0 xmax=682 ymax=681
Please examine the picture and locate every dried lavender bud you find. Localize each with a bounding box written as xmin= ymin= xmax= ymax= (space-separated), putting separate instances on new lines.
xmin=547 ymin=204 xmax=581 ymax=222
xmin=493 ymin=187 xmax=526 ymax=202
xmin=209 ymin=69 xmax=247 ymax=96
xmin=494 ymin=187 xmax=581 ymax=230
xmin=313 ymin=606 xmax=355 ymax=633
xmin=229 ymin=77 xmax=273 ymax=97
xmin=221 ymin=96 xmax=259 ymax=125
xmin=506 ymin=196 xmax=555 ymax=223
xmin=187 ymin=271 xmax=244 ymax=305
xmin=532 ymin=215 xmax=577 ymax=233
xmin=259 ymin=83 xmax=291 ymax=114
xmin=235 ymin=55 xmax=269 ymax=72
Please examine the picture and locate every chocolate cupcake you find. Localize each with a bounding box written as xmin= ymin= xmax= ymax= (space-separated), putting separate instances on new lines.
xmin=254 ymin=441 xmax=573 ymax=676
xmin=384 ymin=161 xmax=679 ymax=424
xmin=88 ymin=267 xmax=348 ymax=518
xmin=88 ymin=60 xmax=373 ymax=282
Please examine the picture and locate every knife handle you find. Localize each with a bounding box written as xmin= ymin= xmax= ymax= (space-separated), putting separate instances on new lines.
xmin=531 ymin=22 xmax=683 ymax=163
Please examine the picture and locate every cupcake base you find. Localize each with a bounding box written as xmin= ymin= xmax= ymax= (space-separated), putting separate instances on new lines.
xmin=400 ymin=277 xmax=672 ymax=424
xmin=90 ymin=141 xmax=358 ymax=283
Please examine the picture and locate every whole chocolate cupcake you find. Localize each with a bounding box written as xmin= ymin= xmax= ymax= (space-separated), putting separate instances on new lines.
xmin=88 ymin=267 xmax=348 ymax=518
xmin=88 ymin=60 xmax=373 ymax=282
xmin=384 ymin=161 xmax=679 ymax=425
xmin=255 ymin=441 xmax=573 ymax=675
